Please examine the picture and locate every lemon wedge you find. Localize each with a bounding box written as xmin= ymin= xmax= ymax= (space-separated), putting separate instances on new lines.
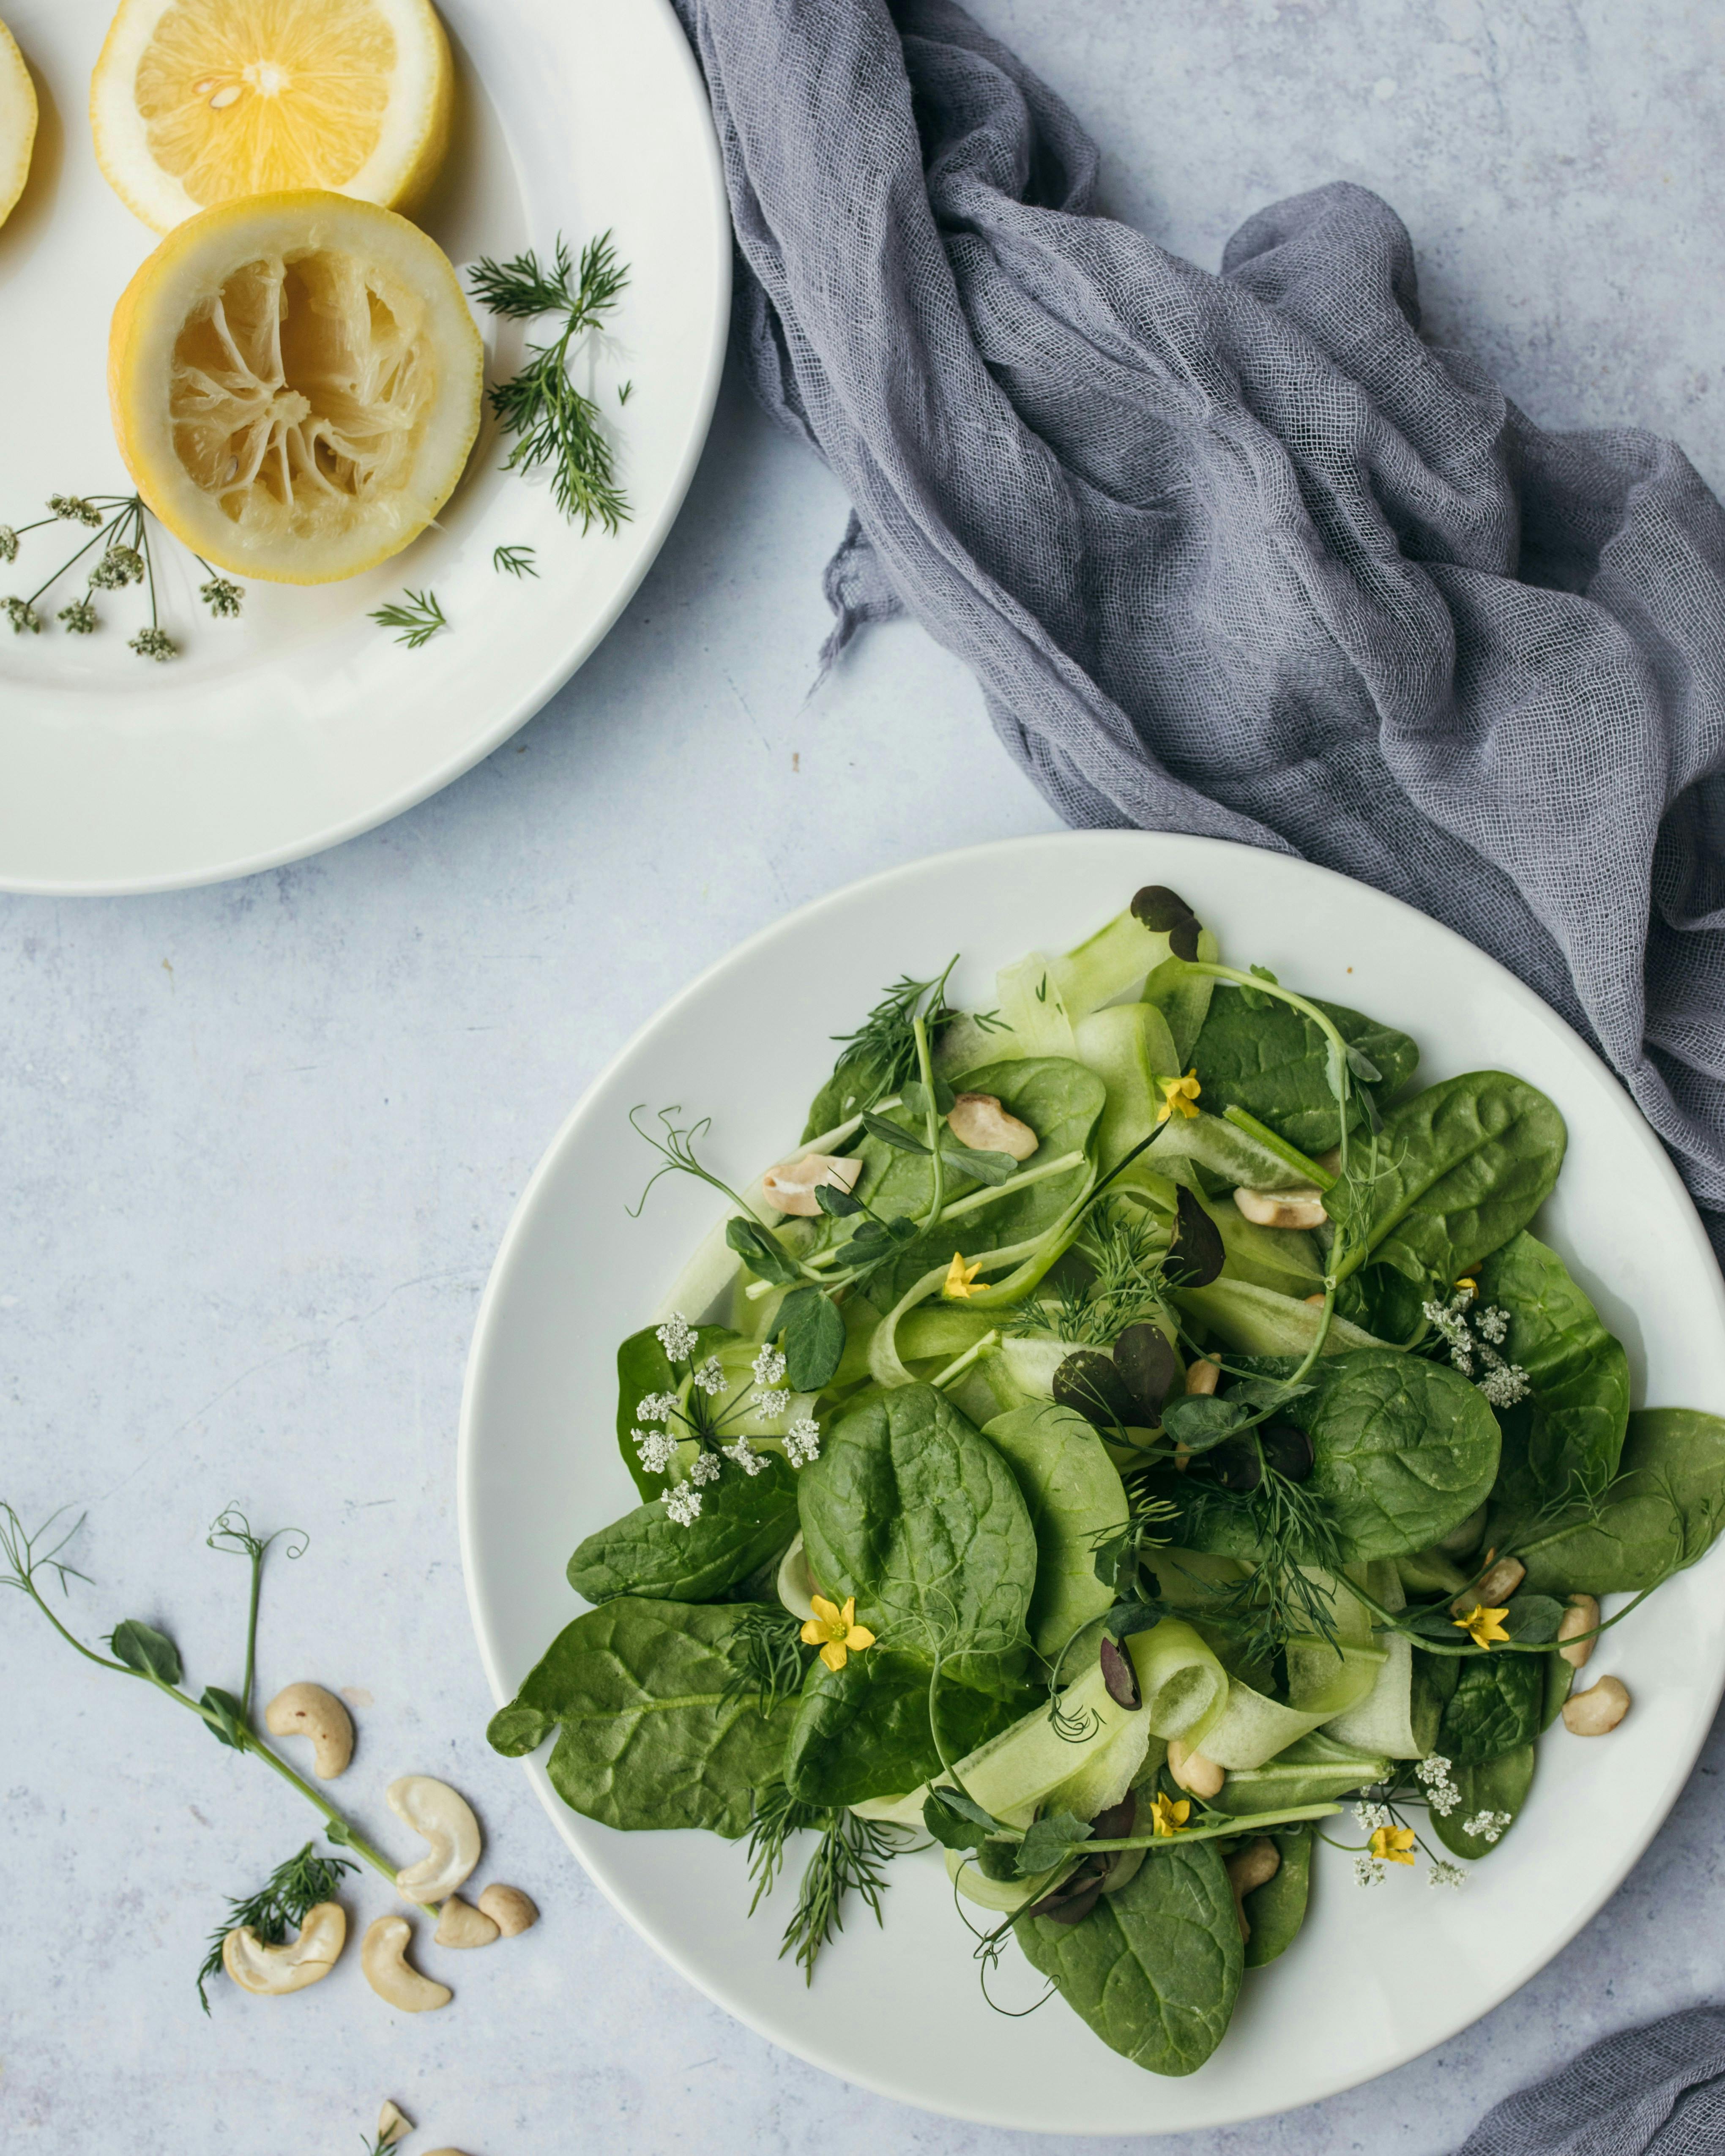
xmin=109 ymin=191 xmax=482 ymax=584
xmin=92 ymin=0 xmax=451 ymax=232
xmin=0 ymin=16 xmax=37 ymax=230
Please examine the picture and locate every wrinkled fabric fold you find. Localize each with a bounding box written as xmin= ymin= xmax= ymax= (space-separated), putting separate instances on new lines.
xmin=671 ymin=0 xmax=1725 ymax=1262
xmin=1455 ymin=2007 xmax=1725 ymax=2156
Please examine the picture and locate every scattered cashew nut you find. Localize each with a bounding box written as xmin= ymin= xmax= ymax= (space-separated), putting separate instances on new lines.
xmin=1166 ymin=1738 xmax=1225 ymax=1801
xmin=1563 ymin=1674 xmax=1630 ymax=1736
xmin=377 ymin=2101 xmax=412 ymax=2147
xmin=478 ymin=1883 xmax=539 ymax=1937
xmin=1453 ymin=1555 xmax=1525 ymax=1613
xmin=1225 ymin=1838 xmax=1281 ymax=1943
xmin=388 ymin=1776 xmax=482 ymax=1902
xmin=264 ymin=1682 xmax=354 ymax=1780
xmin=1233 ymin=1186 xmax=1327 ymax=1230
xmin=222 ymin=1902 xmax=346 ymax=1995
xmin=1558 ymin=1593 xmax=1600 ymax=1670
xmin=434 ymin=1895 xmax=500 ymax=1949
xmin=946 ymin=1093 xmax=1039 ymax=1161
xmin=760 ymin=1152 xmax=863 ymax=1216
xmin=1184 ymin=1358 xmax=1220 ymax=1398
xmin=362 ymin=1915 xmax=452 ymax=2012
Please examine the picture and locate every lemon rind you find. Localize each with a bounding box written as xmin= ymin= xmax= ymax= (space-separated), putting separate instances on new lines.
xmin=0 ymin=16 xmax=38 ymax=230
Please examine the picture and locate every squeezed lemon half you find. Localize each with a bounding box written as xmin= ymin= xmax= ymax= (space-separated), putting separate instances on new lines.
xmin=109 ymin=191 xmax=482 ymax=584
xmin=91 ymin=0 xmax=451 ymax=232
xmin=0 ymin=16 xmax=37 ymax=230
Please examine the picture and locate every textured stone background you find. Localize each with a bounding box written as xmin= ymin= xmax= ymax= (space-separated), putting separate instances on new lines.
xmin=5 ymin=4 xmax=1724 ymax=2151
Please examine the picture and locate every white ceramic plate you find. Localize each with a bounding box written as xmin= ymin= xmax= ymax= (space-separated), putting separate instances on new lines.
xmin=460 ymin=831 xmax=1725 ymax=2134
xmin=0 ymin=0 xmax=726 ymax=894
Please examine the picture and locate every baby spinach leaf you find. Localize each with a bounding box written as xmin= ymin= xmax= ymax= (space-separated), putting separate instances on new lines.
xmin=808 ymin=1058 xmax=1103 ymax=1311
xmin=567 ymin=1457 xmax=801 ymax=1605
xmin=1431 ymin=1746 xmax=1536 ymax=1861
xmin=1242 ymin=1825 xmax=1313 ymax=1968
xmin=1476 ymin=1232 xmax=1630 ymax=1503
xmin=484 ymin=1598 xmax=796 ymax=1838
xmin=783 ymin=1649 xmax=1036 ymax=1808
xmin=1016 ymin=1839 xmax=1243 ymax=2076
xmin=1330 ymin=1073 xmax=1566 ymax=1285
xmin=1190 ymin=987 xmax=1418 ymax=1154
xmin=1493 ymin=1408 xmax=1725 ymax=1595
xmin=778 ymin=1285 xmax=846 ymax=1392
xmin=1436 ymin=1650 xmax=1543 ymax=1764
xmin=798 ymin=1384 xmax=1036 ymax=1658
xmin=981 ymin=1404 xmax=1126 ymax=1660
xmin=1284 ymin=1350 xmax=1501 ymax=1559
xmin=615 ymin=1321 xmax=734 ymax=1500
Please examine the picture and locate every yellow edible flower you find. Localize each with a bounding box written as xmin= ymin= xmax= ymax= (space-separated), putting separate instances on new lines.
xmin=800 ymin=1594 xmax=876 ymax=1674
xmin=1156 ymin=1070 xmax=1201 ymax=1123
xmin=1370 ymin=1824 xmax=1416 ymax=1866
xmin=943 ymin=1251 xmax=984 ymax=1300
xmin=1453 ymin=1602 xmax=1511 ymax=1650
xmin=1149 ymin=1792 xmax=1191 ymax=1837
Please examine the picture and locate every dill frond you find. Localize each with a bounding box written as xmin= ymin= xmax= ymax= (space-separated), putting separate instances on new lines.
xmin=746 ymin=1784 xmax=909 ymax=1983
xmin=369 ymin=589 xmax=447 ymax=648
xmin=195 ymin=1842 xmax=357 ymax=2012
xmin=722 ymin=1606 xmax=811 ymax=1716
xmin=468 ymin=233 xmax=631 ymax=534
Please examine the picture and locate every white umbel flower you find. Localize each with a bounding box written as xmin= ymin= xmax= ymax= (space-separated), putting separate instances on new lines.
xmin=656 ymin=1312 xmax=697 ymax=1362
xmin=634 ymin=1428 xmax=678 ymax=1475
xmin=752 ymin=1344 xmax=787 ymax=1387
xmin=1427 ymin=1861 xmax=1466 ymax=1891
xmin=785 ymin=1418 xmax=821 ymax=1466
xmin=664 ymin=1486 xmax=702 ymax=1525
xmin=689 ymin=1451 xmax=722 ymax=1486
xmin=723 ymin=1437 xmax=765 ymax=1476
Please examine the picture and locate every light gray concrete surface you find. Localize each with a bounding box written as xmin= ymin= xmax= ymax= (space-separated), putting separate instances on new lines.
xmin=5 ymin=5 xmax=1724 ymax=2151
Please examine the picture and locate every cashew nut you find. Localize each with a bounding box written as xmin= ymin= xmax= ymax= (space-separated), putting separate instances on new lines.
xmin=434 ymin=1895 xmax=500 ymax=1948
xmin=478 ymin=1883 xmax=539 ymax=1937
xmin=1184 ymin=1357 xmax=1220 ymax=1398
xmin=264 ymin=1682 xmax=354 ymax=1779
xmin=1166 ymin=1738 xmax=1225 ymax=1800
xmin=378 ymin=2102 xmax=412 ymax=2147
xmin=1562 ymin=1674 xmax=1629 ymax=1735
xmin=946 ymin=1093 xmax=1039 ymax=1161
xmin=221 ymin=1902 xmax=346 ymax=1995
xmin=1453 ymin=1555 xmax=1525 ymax=1613
xmin=1233 ymin=1186 xmax=1327 ymax=1230
xmin=1224 ymin=1837 xmax=1280 ymax=1943
xmin=1315 ymin=1147 xmax=1342 ymax=1176
xmin=362 ymin=1915 xmax=451 ymax=2012
xmin=1558 ymin=1593 xmax=1600 ymax=1669
xmin=760 ymin=1152 xmax=863 ymax=1216
xmin=388 ymin=1776 xmax=482 ymax=1902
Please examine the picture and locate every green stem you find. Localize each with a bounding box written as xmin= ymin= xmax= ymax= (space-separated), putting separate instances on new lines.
xmin=1221 ymin=1105 xmax=1335 ymax=1191
xmin=913 ymin=1014 xmax=947 ymax=1231
xmin=929 ymin=1329 xmax=1001 ymax=1392
xmin=1080 ymin=1801 xmax=1340 ymax=1850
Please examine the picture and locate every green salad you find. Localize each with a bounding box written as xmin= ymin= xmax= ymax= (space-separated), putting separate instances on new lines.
xmin=489 ymin=884 xmax=1725 ymax=2078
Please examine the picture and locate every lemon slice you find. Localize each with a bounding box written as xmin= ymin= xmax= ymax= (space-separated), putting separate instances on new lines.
xmin=0 ymin=16 xmax=37 ymax=229
xmin=109 ymin=191 xmax=482 ymax=585
xmin=91 ymin=0 xmax=451 ymax=232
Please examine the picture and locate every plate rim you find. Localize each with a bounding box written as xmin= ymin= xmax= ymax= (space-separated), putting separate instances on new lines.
xmin=0 ymin=0 xmax=730 ymax=899
xmin=458 ymin=827 xmax=1725 ymax=2132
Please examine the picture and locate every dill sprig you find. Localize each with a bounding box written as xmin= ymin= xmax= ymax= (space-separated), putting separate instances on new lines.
xmin=746 ymin=1782 xmax=909 ymax=1983
xmin=196 ymin=1842 xmax=357 ymax=2011
xmin=817 ymin=962 xmax=960 ymax=1125
xmin=1012 ymin=1198 xmax=1169 ymax=1346
xmin=492 ymin=544 xmax=538 ymax=578
xmin=468 ymin=233 xmax=631 ymax=533
xmin=721 ymin=1606 xmax=812 ymax=1716
xmin=1172 ymin=1459 xmax=1349 ymax=1662
xmin=369 ymin=588 xmax=447 ymax=648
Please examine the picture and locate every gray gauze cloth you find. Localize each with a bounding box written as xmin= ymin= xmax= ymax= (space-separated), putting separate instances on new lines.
xmin=672 ymin=0 xmax=1725 ymax=1265
xmin=1457 ymin=2008 xmax=1725 ymax=2156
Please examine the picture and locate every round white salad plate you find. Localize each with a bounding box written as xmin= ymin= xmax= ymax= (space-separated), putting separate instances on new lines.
xmin=460 ymin=831 xmax=1725 ymax=2135
xmin=0 ymin=0 xmax=727 ymax=894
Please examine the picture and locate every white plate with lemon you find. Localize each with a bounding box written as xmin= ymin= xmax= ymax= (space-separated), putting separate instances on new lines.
xmin=0 ymin=0 xmax=728 ymax=893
